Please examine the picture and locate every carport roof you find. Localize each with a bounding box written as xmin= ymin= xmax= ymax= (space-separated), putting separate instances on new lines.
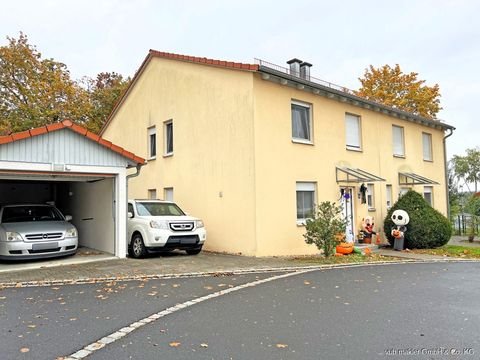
xmin=0 ymin=120 xmax=145 ymax=165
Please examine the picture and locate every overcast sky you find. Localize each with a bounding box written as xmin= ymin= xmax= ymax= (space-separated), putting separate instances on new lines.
xmin=1 ymin=0 xmax=478 ymax=159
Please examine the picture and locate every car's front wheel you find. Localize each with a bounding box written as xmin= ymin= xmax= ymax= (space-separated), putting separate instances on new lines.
xmin=185 ymin=246 xmax=202 ymax=255
xmin=128 ymin=234 xmax=147 ymax=258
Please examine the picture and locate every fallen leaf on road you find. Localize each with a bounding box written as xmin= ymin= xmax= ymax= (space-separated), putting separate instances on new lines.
xmin=20 ymin=347 xmax=30 ymax=353
xmin=276 ymin=344 xmax=288 ymax=348
xmin=169 ymin=341 xmax=181 ymax=347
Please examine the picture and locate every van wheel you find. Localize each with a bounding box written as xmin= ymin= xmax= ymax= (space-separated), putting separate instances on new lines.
xmin=186 ymin=246 xmax=202 ymax=255
xmin=129 ymin=234 xmax=147 ymax=258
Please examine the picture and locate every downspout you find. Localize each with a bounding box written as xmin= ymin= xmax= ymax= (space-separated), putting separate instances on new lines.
xmin=125 ymin=164 xmax=143 ymax=255
xmin=126 ymin=163 xmax=143 ymax=206
xmin=443 ymin=128 xmax=454 ymax=219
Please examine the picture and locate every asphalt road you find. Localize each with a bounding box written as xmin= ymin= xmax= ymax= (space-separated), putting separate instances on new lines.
xmin=1 ymin=262 xmax=479 ymax=360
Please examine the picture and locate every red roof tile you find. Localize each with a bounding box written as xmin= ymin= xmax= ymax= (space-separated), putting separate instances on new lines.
xmin=0 ymin=120 xmax=145 ymax=165
xmin=148 ymin=50 xmax=259 ymax=72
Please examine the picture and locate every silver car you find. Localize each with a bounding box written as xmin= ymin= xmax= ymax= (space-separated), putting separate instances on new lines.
xmin=0 ymin=204 xmax=78 ymax=260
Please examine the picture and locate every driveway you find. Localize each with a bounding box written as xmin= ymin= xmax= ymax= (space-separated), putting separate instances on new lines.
xmin=1 ymin=262 xmax=478 ymax=360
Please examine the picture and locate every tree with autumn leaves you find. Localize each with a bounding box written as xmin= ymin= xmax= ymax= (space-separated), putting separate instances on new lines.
xmin=0 ymin=33 xmax=129 ymax=134
xmin=355 ymin=64 xmax=442 ymax=119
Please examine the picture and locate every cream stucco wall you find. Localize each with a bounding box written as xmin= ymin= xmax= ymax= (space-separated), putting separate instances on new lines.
xmin=103 ymin=57 xmax=449 ymax=257
xmin=251 ymin=74 xmax=448 ymax=256
xmin=103 ymin=58 xmax=258 ymax=255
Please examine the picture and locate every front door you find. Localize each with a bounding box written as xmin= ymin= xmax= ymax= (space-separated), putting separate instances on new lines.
xmin=341 ymin=188 xmax=355 ymax=242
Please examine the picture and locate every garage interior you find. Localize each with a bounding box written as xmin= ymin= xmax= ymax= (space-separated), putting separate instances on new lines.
xmin=0 ymin=174 xmax=116 ymax=255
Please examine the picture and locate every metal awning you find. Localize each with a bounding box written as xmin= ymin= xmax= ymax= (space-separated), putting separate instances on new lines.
xmin=336 ymin=167 xmax=385 ymax=183
xmin=398 ymin=172 xmax=439 ymax=185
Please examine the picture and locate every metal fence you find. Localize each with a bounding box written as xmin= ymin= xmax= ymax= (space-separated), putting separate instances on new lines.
xmin=254 ymin=58 xmax=356 ymax=95
xmin=453 ymin=214 xmax=480 ymax=236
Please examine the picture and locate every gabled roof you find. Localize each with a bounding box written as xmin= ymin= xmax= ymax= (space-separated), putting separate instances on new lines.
xmin=100 ymin=50 xmax=259 ymax=135
xmin=0 ymin=120 xmax=145 ymax=165
xmin=100 ymin=50 xmax=454 ymax=135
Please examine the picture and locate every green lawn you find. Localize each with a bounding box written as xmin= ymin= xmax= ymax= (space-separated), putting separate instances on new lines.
xmin=411 ymin=245 xmax=480 ymax=258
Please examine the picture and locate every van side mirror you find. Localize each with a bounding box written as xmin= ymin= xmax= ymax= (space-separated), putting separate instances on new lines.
xmin=128 ymin=211 xmax=134 ymax=219
xmin=65 ymin=215 xmax=72 ymax=221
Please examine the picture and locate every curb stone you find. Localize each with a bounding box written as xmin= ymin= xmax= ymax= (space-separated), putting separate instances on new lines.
xmin=1 ymin=258 xmax=478 ymax=289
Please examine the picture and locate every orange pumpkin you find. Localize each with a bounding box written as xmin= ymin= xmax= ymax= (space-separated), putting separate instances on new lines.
xmin=336 ymin=242 xmax=354 ymax=255
xmin=392 ymin=229 xmax=402 ymax=239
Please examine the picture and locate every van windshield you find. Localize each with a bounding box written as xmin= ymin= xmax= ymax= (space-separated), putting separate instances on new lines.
xmin=1 ymin=205 xmax=65 ymax=223
xmin=136 ymin=202 xmax=185 ymax=216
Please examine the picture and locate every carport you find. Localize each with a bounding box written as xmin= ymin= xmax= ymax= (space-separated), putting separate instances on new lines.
xmin=0 ymin=120 xmax=145 ymax=259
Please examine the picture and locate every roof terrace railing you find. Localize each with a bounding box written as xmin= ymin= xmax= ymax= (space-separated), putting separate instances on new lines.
xmin=254 ymin=58 xmax=356 ymax=95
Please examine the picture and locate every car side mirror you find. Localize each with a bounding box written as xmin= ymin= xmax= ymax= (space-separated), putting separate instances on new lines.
xmin=65 ymin=215 xmax=72 ymax=221
xmin=128 ymin=211 xmax=134 ymax=218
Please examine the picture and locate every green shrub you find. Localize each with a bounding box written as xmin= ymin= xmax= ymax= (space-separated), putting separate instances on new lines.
xmin=384 ymin=190 xmax=452 ymax=249
xmin=304 ymin=201 xmax=346 ymax=257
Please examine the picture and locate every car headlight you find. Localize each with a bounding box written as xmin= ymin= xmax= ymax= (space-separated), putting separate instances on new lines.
xmin=150 ymin=220 xmax=168 ymax=230
xmin=65 ymin=227 xmax=78 ymax=238
xmin=5 ymin=232 xmax=22 ymax=242
xmin=196 ymin=220 xmax=204 ymax=228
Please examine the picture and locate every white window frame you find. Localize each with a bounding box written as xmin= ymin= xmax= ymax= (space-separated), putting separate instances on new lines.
xmin=422 ymin=132 xmax=433 ymax=161
xmin=367 ymin=183 xmax=375 ymax=210
xmin=148 ymin=126 xmax=156 ymax=160
xmin=296 ymin=182 xmax=316 ymax=224
xmin=148 ymin=189 xmax=157 ymax=200
xmin=386 ymin=184 xmax=393 ymax=209
xmin=345 ymin=113 xmax=362 ymax=151
xmin=164 ymin=120 xmax=173 ymax=156
xmin=291 ymin=100 xmax=313 ymax=144
xmin=392 ymin=125 xmax=405 ymax=157
xmin=424 ymin=186 xmax=433 ymax=206
xmin=164 ymin=187 xmax=174 ymax=201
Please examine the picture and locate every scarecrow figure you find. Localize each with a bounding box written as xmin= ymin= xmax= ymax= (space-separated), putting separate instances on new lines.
xmin=391 ymin=209 xmax=409 ymax=251
xmin=361 ymin=216 xmax=376 ymax=244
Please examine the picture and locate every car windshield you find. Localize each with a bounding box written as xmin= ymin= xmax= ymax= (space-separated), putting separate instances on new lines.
xmin=1 ymin=205 xmax=65 ymax=223
xmin=135 ymin=202 xmax=185 ymax=216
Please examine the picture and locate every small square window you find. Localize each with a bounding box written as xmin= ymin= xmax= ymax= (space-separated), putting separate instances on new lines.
xmin=291 ymin=101 xmax=312 ymax=143
xmin=296 ymin=182 xmax=316 ymax=223
xmin=424 ymin=186 xmax=433 ymax=206
xmin=345 ymin=113 xmax=362 ymax=150
xmin=164 ymin=120 xmax=173 ymax=156
xmin=148 ymin=189 xmax=157 ymax=199
xmin=392 ymin=125 xmax=405 ymax=157
xmin=164 ymin=187 xmax=174 ymax=201
xmin=148 ymin=126 xmax=156 ymax=159
xmin=422 ymin=133 xmax=433 ymax=161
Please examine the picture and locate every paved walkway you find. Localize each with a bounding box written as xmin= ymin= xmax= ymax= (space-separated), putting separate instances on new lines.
xmin=0 ymin=251 xmax=306 ymax=286
xmin=448 ymin=235 xmax=480 ymax=247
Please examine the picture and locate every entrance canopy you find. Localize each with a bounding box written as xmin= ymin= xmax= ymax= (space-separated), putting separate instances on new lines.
xmin=336 ymin=167 xmax=385 ymax=184
xmin=398 ymin=172 xmax=439 ymax=185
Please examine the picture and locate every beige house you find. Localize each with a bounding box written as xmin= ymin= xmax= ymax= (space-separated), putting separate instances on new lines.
xmin=101 ymin=51 xmax=455 ymax=257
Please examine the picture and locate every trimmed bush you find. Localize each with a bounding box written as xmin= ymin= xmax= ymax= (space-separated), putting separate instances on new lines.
xmin=384 ymin=190 xmax=452 ymax=249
